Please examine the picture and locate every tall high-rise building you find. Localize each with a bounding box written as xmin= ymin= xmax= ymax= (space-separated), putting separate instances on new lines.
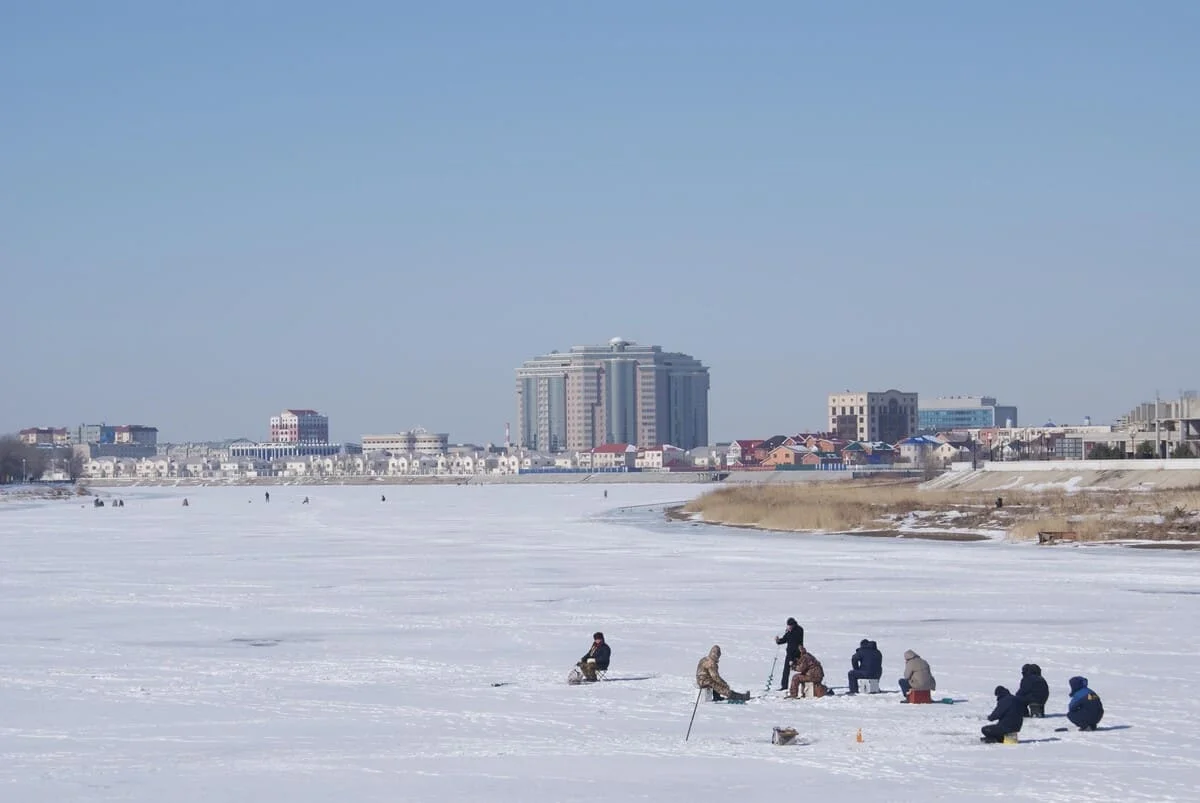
xmin=828 ymin=390 xmax=919 ymax=443
xmin=516 ymin=338 xmax=710 ymax=452
xmin=270 ymin=409 xmax=329 ymax=443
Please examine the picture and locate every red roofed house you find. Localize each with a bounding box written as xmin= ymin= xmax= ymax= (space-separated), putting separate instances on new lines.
xmin=726 ymin=439 xmax=764 ymax=467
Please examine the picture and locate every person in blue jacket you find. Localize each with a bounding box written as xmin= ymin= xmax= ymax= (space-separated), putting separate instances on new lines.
xmin=1016 ymin=663 xmax=1050 ymax=717
xmin=1067 ymin=676 xmax=1104 ymax=730
xmin=846 ymin=639 xmax=883 ymax=694
xmin=981 ymin=686 xmax=1025 ymax=743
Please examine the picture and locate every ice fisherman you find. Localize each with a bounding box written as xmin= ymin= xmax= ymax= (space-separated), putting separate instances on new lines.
xmin=786 ymin=645 xmax=829 ymax=698
xmin=696 ymin=645 xmax=750 ymax=702
xmin=899 ymin=649 xmax=936 ymax=699
xmin=1067 ymin=676 xmax=1104 ymax=731
xmin=981 ymin=686 xmax=1025 ymax=743
xmin=575 ymin=632 xmax=611 ymax=682
xmin=846 ymin=638 xmax=883 ymax=695
xmin=774 ymin=617 xmax=805 ymax=691
xmin=1016 ymin=663 xmax=1049 ymax=717
xmin=264 ymin=491 xmax=270 ymax=503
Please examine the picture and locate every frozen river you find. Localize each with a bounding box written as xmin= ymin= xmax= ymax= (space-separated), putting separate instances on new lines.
xmin=1 ymin=484 xmax=1198 ymax=801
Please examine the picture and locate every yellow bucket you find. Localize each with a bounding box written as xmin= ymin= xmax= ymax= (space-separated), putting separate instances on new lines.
xmin=1003 ymin=732 xmax=1019 ymax=745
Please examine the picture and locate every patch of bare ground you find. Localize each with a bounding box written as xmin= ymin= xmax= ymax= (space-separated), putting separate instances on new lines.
xmin=681 ymin=481 xmax=1200 ymax=543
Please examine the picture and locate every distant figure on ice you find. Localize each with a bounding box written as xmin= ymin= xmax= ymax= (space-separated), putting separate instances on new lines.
xmin=302 ymin=496 xmax=310 ymax=505
xmin=1017 ymin=663 xmax=1049 ymax=717
xmin=696 ymin=645 xmax=750 ymax=702
xmin=981 ymin=686 xmax=1025 ymax=743
xmin=786 ymin=645 xmax=829 ymax=698
xmin=569 ymin=632 xmax=611 ymax=684
xmin=1067 ymin=676 xmax=1104 ymax=731
xmin=117 ymin=499 xmax=125 ymax=507
xmin=846 ymin=638 xmax=883 ymax=695
xmin=774 ymin=617 xmax=805 ymax=691
xmin=899 ymin=650 xmax=936 ymax=700
xmin=264 ymin=491 xmax=270 ymax=503
xmin=182 ymin=498 xmax=189 ymax=507
xmin=603 ymin=490 xmax=608 ymax=498
xmin=93 ymin=497 xmax=104 ymax=507
xmin=381 ymin=494 xmax=386 ymax=502
xmin=995 ymin=496 xmax=1004 ymax=509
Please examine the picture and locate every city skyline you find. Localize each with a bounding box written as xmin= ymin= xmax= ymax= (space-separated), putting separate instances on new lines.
xmin=3 ymin=4 xmax=1197 ymax=442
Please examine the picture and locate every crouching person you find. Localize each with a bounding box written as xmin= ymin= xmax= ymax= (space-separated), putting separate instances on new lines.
xmin=696 ymin=645 xmax=750 ymax=702
xmin=1017 ymin=663 xmax=1049 ymax=717
xmin=787 ymin=645 xmax=830 ymax=698
xmin=981 ymin=686 xmax=1025 ymax=743
xmin=1067 ymin=676 xmax=1104 ymax=731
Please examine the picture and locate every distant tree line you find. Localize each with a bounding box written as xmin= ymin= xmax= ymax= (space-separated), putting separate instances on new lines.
xmin=0 ymin=435 xmax=83 ymax=483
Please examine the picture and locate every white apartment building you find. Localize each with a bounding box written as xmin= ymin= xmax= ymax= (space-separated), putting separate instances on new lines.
xmin=516 ymin=338 xmax=710 ymax=452
xmin=361 ymin=429 xmax=449 ymax=455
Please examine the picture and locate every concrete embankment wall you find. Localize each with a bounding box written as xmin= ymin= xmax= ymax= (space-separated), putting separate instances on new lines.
xmin=924 ymin=459 xmax=1200 ymax=492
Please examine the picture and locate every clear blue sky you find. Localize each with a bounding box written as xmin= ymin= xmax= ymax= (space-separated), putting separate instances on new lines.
xmin=3 ymin=1 xmax=1197 ymax=444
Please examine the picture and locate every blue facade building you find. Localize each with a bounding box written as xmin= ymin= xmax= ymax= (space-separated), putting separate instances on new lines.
xmin=918 ymin=397 xmax=1017 ymax=432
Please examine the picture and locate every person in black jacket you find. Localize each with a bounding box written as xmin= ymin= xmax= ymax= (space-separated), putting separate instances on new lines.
xmin=981 ymin=686 xmax=1025 ymax=743
xmin=577 ymin=632 xmax=611 ymax=682
xmin=1017 ymin=663 xmax=1050 ymax=717
xmin=846 ymin=639 xmax=883 ymax=694
xmin=774 ymin=618 xmax=804 ymax=691
xmin=1067 ymin=676 xmax=1104 ymax=730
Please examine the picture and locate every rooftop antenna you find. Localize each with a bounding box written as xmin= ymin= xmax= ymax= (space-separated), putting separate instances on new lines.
xmin=505 ymin=422 xmax=511 ymax=449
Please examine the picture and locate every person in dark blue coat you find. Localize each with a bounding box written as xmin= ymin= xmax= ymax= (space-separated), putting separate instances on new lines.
xmin=846 ymin=639 xmax=883 ymax=694
xmin=981 ymin=686 xmax=1025 ymax=743
xmin=1017 ymin=663 xmax=1050 ymax=717
xmin=1067 ymin=676 xmax=1104 ymax=730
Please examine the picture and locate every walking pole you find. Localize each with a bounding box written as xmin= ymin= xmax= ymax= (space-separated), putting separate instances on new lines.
xmin=685 ymin=688 xmax=703 ymax=741
xmin=765 ymin=647 xmax=781 ymax=693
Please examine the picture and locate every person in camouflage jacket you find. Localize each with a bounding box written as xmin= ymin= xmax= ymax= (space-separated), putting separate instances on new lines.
xmin=696 ymin=645 xmax=750 ymax=701
xmin=787 ymin=645 xmax=829 ymax=698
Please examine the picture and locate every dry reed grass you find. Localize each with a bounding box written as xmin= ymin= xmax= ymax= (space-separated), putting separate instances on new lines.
xmin=684 ymin=481 xmax=1200 ymax=540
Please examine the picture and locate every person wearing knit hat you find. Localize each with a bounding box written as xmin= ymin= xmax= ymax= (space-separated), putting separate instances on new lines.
xmin=575 ymin=632 xmax=611 ymax=682
xmin=981 ymin=685 xmax=1025 ymax=743
xmin=774 ymin=617 xmax=805 ymax=691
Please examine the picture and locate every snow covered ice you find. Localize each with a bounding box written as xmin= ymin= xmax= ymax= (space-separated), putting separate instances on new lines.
xmin=2 ymin=485 xmax=1199 ymax=802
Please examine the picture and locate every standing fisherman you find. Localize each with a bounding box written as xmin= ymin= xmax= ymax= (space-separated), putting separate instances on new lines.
xmin=774 ymin=617 xmax=805 ymax=692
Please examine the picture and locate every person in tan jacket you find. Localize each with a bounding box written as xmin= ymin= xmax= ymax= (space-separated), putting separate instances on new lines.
xmin=787 ymin=645 xmax=829 ymax=698
xmin=696 ymin=645 xmax=750 ymax=701
xmin=899 ymin=649 xmax=937 ymax=696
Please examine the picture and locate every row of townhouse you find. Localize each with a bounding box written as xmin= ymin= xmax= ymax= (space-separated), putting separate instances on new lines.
xmin=725 ymin=433 xmax=971 ymax=470
xmin=82 ymin=450 xmax=567 ymax=480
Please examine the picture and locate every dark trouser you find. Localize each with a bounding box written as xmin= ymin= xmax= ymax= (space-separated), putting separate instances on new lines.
xmin=1026 ymin=702 xmax=1045 ymax=718
xmin=1068 ymin=710 xmax=1102 ymax=730
xmin=898 ymin=678 xmax=911 ymax=695
xmin=980 ymin=724 xmax=1007 ymax=742
xmin=780 ymin=653 xmax=796 ymax=690
xmin=847 ymin=669 xmax=873 ymax=694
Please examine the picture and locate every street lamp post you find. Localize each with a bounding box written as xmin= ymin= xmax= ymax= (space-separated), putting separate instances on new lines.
xmin=22 ymin=458 xmax=27 ymax=483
